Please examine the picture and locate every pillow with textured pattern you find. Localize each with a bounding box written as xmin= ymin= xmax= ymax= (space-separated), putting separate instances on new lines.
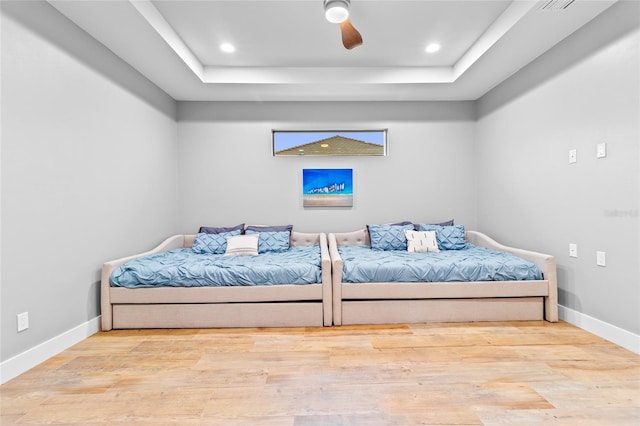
xmin=367 ymin=223 xmax=414 ymax=251
xmin=405 ymin=230 xmax=440 ymax=253
xmin=245 ymin=230 xmax=290 ymax=253
xmin=192 ymin=230 xmax=242 ymax=254
xmin=418 ymin=224 xmax=466 ymax=250
xmin=224 ymin=234 xmax=259 ymax=256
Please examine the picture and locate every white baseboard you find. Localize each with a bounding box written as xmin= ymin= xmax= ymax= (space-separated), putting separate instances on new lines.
xmin=559 ymin=305 xmax=640 ymax=354
xmin=0 ymin=316 xmax=101 ymax=385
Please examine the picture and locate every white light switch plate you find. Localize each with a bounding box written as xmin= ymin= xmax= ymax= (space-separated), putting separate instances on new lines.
xmin=17 ymin=312 xmax=29 ymax=332
xmin=596 ymin=251 xmax=606 ymax=266
xmin=597 ymin=143 xmax=607 ymax=158
xmin=569 ymin=243 xmax=577 ymax=258
xmin=569 ymin=149 xmax=577 ymax=164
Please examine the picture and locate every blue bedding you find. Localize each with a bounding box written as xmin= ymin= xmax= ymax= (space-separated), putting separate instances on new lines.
xmin=110 ymin=245 xmax=322 ymax=288
xmin=338 ymin=244 xmax=542 ymax=283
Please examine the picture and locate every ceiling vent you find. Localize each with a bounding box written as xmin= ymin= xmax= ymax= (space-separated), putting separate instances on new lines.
xmin=537 ymin=0 xmax=576 ymax=10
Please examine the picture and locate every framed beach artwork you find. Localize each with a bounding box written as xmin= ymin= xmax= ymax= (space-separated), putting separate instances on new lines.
xmin=273 ymin=130 xmax=387 ymax=156
xmin=302 ymin=168 xmax=353 ymax=207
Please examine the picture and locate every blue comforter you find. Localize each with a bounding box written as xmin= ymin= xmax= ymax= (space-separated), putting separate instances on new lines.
xmin=338 ymin=244 xmax=542 ymax=283
xmin=110 ymin=245 xmax=322 ymax=288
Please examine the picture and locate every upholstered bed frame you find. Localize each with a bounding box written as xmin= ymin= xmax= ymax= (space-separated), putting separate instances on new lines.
xmin=328 ymin=229 xmax=558 ymax=326
xmin=100 ymin=232 xmax=332 ymax=331
xmin=102 ymin=229 xmax=557 ymax=330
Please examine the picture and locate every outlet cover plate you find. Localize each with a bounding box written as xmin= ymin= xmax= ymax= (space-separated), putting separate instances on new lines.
xmin=569 ymin=243 xmax=577 ymax=258
xmin=17 ymin=312 xmax=29 ymax=332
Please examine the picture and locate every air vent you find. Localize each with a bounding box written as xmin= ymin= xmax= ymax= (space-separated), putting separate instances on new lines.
xmin=537 ymin=0 xmax=576 ymax=10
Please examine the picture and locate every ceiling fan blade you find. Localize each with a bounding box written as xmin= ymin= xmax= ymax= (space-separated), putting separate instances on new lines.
xmin=339 ymin=18 xmax=363 ymax=50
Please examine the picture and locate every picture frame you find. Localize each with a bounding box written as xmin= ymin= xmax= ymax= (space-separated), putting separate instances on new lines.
xmin=302 ymin=168 xmax=353 ymax=207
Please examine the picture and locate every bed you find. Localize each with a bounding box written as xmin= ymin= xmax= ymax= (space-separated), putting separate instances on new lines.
xmin=100 ymin=230 xmax=332 ymax=330
xmin=328 ymin=225 xmax=558 ymax=325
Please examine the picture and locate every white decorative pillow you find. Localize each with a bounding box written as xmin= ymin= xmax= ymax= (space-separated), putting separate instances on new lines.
xmin=224 ymin=234 xmax=259 ymax=256
xmin=404 ymin=230 xmax=439 ymax=253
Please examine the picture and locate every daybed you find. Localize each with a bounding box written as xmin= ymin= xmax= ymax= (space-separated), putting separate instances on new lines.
xmin=100 ymin=231 xmax=332 ymax=331
xmin=329 ymin=227 xmax=558 ymax=326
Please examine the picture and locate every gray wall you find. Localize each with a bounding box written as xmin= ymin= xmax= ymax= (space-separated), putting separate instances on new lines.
xmin=1 ymin=2 xmax=179 ymax=361
xmin=176 ymin=101 xmax=477 ymax=234
xmin=476 ymin=1 xmax=639 ymax=334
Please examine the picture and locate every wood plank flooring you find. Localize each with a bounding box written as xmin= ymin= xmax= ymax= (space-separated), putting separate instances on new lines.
xmin=1 ymin=321 xmax=639 ymax=425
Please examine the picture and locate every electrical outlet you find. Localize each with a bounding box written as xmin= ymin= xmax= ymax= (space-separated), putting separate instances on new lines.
xmin=596 ymin=251 xmax=606 ymax=267
xmin=569 ymin=243 xmax=577 ymax=258
xmin=17 ymin=312 xmax=29 ymax=332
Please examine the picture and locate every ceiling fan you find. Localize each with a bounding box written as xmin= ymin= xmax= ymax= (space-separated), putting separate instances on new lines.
xmin=323 ymin=0 xmax=363 ymax=50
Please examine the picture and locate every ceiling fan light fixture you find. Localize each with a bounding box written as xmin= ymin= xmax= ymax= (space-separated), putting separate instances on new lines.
xmin=324 ymin=0 xmax=350 ymax=24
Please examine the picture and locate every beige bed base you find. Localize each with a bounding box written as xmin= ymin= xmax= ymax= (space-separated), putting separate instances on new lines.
xmin=100 ymin=232 xmax=332 ymax=331
xmin=328 ymin=229 xmax=558 ymax=326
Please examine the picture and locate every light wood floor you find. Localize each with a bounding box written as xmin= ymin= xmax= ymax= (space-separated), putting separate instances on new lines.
xmin=1 ymin=321 xmax=638 ymax=425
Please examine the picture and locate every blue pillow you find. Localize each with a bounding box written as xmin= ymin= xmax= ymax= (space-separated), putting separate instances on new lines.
xmin=192 ymin=230 xmax=242 ymax=254
xmin=198 ymin=224 xmax=244 ymax=234
xmin=245 ymin=230 xmax=290 ymax=253
xmin=367 ymin=223 xmax=414 ymax=251
xmin=418 ymin=224 xmax=466 ymax=250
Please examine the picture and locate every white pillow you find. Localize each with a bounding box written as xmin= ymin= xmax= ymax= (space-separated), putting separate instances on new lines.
xmin=224 ymin=234 xmax=259 ymax=256
xmin=404 ymin=230 xmax=439 ymax=253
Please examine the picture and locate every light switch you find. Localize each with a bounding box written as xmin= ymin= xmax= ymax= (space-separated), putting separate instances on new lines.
xmin=17 ymin=312 xmax=29 ymax=332
xmin=596 ymin=251 xmax=606 ymax=267
xmin=569 ymin=243 xmax=577 ymax=258
xmin=597 ymin=143 xmax=607 ymax=158
xmin=569 ymin=149 xmax=577 ymax=164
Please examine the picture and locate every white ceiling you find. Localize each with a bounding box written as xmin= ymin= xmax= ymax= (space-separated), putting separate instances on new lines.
xmin=48 ymin=0 xmax=617 ymax=102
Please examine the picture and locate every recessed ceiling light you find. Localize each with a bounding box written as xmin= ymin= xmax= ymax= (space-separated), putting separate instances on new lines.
xmin=220 ymin=43 xmax=235 ymax=53
xmin=425 ymin=43 xmax=441 ymax=54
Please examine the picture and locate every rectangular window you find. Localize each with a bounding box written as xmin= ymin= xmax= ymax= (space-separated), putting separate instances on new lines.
xmin=273 ymin=130 xmax=387 ymax=156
